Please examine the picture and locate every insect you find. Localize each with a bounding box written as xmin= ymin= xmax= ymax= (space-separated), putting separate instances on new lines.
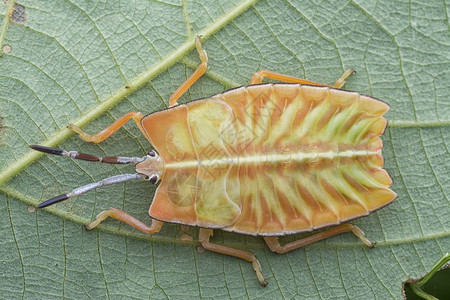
xmin=31 ymin=37 xmax=396 ymax=286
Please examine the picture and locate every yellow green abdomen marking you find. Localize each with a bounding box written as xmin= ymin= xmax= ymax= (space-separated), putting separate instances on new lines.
xmin=142 ymin=84 xmax=396 ymax=235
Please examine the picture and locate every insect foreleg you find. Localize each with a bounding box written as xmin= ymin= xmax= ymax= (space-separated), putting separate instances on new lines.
xmin=263 ymin=223 xmax=375 ymax=254
xmin=68 ymin=111 xmax=144 ymax=143
xmin=199 ymin=228 xmax=268 ymax=286
xmin=86 ymin=208 xmax=163 ymax=234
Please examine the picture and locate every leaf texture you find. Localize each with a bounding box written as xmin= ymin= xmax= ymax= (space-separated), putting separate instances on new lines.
xmin=0 ymin=0 xmax=449 ymax=298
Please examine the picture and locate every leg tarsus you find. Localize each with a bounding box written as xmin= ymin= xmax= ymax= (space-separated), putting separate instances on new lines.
xmin=169 ymin=36 xmax=208 ymax=107
xmin=69 ymin=111 xmax=144 ymax=144
xmin=333 ymin=68 xmax=355 ymax=88
xmin=199 ymin=229 xmax=268 ymax=286
xmin=86 ymin=208 xmax=162 ymax=234
xmin=349 ymin=223 xmax=375 ymax=247
xmin=264 ymin=223 xmax=375 ymax=254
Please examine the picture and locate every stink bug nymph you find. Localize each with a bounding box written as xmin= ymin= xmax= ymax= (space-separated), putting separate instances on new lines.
xmin=31 ymin=37 xmax=396 ymax=286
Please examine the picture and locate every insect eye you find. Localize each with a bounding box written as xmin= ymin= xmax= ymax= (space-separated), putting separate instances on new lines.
xmin=147 ymin=150 xmax=156 ymax=157
xmin=149 ymin=175 xmax=159 ymax=184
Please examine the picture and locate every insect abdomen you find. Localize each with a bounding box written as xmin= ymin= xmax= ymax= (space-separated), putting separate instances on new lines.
xmin=142 ymin=84 xmax=396 ymax=235
xmin=215 ymin=84 xmax=395 ymax=235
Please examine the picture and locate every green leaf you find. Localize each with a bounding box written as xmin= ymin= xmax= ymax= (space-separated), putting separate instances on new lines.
xmin=405 ymin=253 xmax=450 ymax=300
xmin=1 ymin=0 xmax=449 ymax=298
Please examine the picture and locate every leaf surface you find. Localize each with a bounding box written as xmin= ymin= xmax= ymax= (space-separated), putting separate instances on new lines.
xmin=0 ymin=0 xmax=449 ymax=298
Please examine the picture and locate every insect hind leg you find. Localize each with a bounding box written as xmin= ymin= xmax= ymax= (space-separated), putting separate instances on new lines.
xmin=199 ymin=228 xmax=268 ymax=286
xmin=332 ymin=68 xmax=355 ymax=88
xmin=249 ymin=68 xmax=355 ymax=88
xmin=263 ymin=223 xmax=375 ymax=254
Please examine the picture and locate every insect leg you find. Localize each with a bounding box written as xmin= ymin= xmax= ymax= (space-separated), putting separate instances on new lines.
xmin=263 ymin=224 xmax=375 ymax=254
xmin=249 ymin=70 xmax=333 ymax=86
xmin=332 ymin=68 xmax=355 ymax=88
xmin=68 ymin=111 xmax=144 ymax=143
xmin=168 ymin=36 xmax=208 ymax=107
xmin=249 ymin=68 xmax=355 ymax=88
xmin=199 ymin=228 xmax=268 ymax=286
xmin=85 ymin=208 xmax=163 ymax=234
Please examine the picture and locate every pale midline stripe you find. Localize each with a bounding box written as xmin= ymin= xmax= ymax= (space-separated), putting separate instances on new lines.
xmin=165 ymin=150 xmax=379 ymax=169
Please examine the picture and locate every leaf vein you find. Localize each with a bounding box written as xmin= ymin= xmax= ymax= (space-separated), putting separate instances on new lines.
xmin=67 ymin=0 xmax=127 ymax=83
xmin=6 ymin=196 xmax=26 ymax=299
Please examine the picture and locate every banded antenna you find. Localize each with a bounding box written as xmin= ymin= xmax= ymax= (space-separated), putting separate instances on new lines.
xmin=30 ymin=145 xmax=144 ymax=209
